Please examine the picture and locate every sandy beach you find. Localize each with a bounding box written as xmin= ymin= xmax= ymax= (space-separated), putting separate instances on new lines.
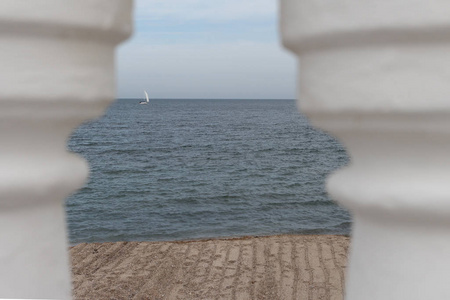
xmin=70 ymin=234 xmax=350 ymax=299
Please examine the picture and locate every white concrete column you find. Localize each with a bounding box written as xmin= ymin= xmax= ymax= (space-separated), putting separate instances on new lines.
xmin=280 ymin=0 xmax=450 ymax=299
xmin=0 ymin=1 xmax=132 ymax=299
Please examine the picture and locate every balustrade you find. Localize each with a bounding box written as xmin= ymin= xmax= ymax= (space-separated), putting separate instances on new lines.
xmin=279 ymin=0 xmax=450 ymax=299
xmin=0 ymin=1 xmax=132 ymax=298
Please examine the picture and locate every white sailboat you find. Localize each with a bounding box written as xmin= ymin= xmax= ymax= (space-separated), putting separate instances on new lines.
xmin=139 ymin=91 xmax=149 ymax=105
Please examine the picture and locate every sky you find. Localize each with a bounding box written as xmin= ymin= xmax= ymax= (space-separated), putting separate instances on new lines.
xmin=116 ymin=0 xmax=296 ymax=99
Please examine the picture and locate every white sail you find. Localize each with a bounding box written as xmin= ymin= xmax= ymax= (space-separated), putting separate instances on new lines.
xmin=140 ymin=90 xmax=149 ymax=104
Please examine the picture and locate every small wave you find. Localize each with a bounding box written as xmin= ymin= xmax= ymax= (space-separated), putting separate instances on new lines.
xmin=289 ymin=228 xmax=332 ymax=235
xmin=257 ymin=192 xmax=297 ymax=200
xmin=97 ymin=148 xmax=143 ymax=156
xmin=169 ymin=197 xmax=200 ymax=205
xmin=331 ymin=221 xmax=352 ymax=234
xmin=301 ymin=199 xmax=335 ymax=206
xmin=102 ymin=169 xmax=145 ymax=176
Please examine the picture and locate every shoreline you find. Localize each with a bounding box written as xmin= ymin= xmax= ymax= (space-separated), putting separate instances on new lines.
xmin=69 ymin=233 xmax=351 ymax=248
xmin=71 ymin=234 xmax=350 ymax=299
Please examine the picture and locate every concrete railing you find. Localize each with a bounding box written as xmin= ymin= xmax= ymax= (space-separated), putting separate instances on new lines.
xmin=5 ymin=0 xmax=450 ymax=299
xmin=0 ymin=1 xmax=132 ymax=298
xmin=279 ymin=0 xmax=450 ymax=299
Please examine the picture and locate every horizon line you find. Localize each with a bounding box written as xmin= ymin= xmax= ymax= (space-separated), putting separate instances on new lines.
xmin=117 ymin=98 xmax=296 ymax=100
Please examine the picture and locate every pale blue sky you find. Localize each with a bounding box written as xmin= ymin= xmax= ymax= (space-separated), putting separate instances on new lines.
xmin=116 ymin=0 xmax=296 ymax=99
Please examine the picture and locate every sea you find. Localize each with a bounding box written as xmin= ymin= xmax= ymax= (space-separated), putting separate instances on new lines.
xmin=67 ymin=99 xmax=351 ymax=245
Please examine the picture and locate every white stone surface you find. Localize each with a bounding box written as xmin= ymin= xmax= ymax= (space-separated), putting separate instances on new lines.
xmin=0 ymin=1 xmax=132 ymax=298
xmin=280 ymin=0 xmax=450 ymax=299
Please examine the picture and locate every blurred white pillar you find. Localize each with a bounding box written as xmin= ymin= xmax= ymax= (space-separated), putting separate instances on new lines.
xmin=0 ymin=1 xmax=132 ymax=298
xmin=280 ymin=0 xmax=450 ymax=299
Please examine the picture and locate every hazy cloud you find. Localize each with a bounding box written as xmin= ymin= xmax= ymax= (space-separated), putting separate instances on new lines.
xmin=136 ymin=0 xmax=277 ymax=22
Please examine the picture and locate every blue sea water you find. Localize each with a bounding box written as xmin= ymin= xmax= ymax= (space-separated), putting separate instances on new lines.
xmin=67 ymin=99 xmax=351 ymax=245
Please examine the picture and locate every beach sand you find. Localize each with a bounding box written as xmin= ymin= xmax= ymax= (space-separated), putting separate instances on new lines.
xmin=70 ymin=234 xmax=350 ymax=299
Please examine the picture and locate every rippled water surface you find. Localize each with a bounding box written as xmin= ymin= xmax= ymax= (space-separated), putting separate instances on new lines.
xmin=67 ymin=99 xmax=350 ymax=244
